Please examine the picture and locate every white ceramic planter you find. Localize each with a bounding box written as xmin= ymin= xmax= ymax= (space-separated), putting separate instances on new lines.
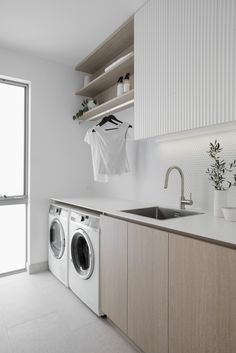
xmin=214 ymin=190 xmax=228 ymax=217
xmin=222 ymin=207 xmax=236 ymax=222
xmin=87 ymin=99 xmax=97 ymax=110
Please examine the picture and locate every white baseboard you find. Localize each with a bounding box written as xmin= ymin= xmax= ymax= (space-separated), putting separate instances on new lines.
xmin=27 ymin=261 xmax=49 ymax=274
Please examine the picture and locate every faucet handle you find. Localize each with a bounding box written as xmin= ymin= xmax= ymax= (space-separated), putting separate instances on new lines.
xmin=189 ymin=193 xmax=193 ymax=205
xmin=182 ymin=193 xmax=193 ymax=207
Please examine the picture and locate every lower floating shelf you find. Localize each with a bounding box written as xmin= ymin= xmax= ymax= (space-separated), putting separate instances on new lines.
xmin=79 ymin=89 xmax=134 ymax=121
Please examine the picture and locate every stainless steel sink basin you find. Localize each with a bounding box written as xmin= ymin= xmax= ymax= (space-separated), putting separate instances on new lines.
xmin=122 ymin=207 xmax=202 ymax=220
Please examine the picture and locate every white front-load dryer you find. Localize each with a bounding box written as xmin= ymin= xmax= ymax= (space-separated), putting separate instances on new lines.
xmin=69 ymin=209 xmax=102 ymax=316
xmin=49 ymin=203 xmax=69 ymax=287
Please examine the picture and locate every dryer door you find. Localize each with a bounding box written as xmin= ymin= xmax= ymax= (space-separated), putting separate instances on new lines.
xmin=49 ymin=219 xmax=65 ymax=259
xmin=71 ymin=229 xmax=94 ymax=280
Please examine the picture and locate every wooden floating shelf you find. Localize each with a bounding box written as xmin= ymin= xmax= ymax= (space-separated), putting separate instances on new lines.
xmin=76 ymin=17 xmax=134 ymax=74
xmin=75 ymin=16 xmax=134 ymax=123
xmin=76 ymin=53 xmax=134 ymax=97
xmin=79 ymin=90 xmax=134 ymax=121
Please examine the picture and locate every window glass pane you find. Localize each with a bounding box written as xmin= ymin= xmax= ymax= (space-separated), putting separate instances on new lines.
xmin=0 ymin=82 xmax=25 ymax=196
xmin=0 ymin=204 xmax=26 ymax=274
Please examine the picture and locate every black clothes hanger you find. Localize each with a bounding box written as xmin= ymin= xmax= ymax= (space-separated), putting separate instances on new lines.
xmin=107 ymin=115 xmax=132 ymax=128
xmin=97 ymin=116 xmax=118 ymax=127
xmin=92 ymin=115 xmax=132 ymax=132
xmin=92 ymin=116 xmax=115 ymax=132
xmin=107 ymin=115 xmax=122 ymax=124
xmin=92 ymin=115 xmax=118 ymax=132
xmin=107 ymin=115 xmax=133 ymax=129
xmin=103 ymin=115 xmax=123 ymax=131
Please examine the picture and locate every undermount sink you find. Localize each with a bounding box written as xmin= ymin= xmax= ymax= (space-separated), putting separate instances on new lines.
xmin=122 ymin=206 xmax=202 ymax=220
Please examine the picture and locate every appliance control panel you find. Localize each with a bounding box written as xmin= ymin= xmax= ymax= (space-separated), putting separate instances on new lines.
xmin=70 ymin=211 xmax=100 ymax=230
xmin=49 ymin=205 xmax=68 ymax=218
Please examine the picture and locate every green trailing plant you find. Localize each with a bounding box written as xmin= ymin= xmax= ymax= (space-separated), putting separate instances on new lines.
xmin=73 ymin=99 xmax=97 ymax=120
xmin=206 ymin=140 xmax=236 ymax=190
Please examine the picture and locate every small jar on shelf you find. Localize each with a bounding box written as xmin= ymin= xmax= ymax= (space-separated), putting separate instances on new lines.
xmin=117 ymin=76 xmax=124 ymax=96
xmin=123 ymin=73 xmax=131 ymax=93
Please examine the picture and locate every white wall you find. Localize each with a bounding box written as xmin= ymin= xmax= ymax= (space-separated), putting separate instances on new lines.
xmin=91 ymin=108 xmax=236 ymax=212
xmin=1 ymin=46 xmax=235 ymax=270
xmin=0 ymin=47 xmax=93 ymax=269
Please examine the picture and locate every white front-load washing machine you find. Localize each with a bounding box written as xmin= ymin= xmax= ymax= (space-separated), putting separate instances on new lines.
xmin=69 ymin=209 xmax=102 ymax=316
xmin=49 ymin=203 xmax=69 ymax=287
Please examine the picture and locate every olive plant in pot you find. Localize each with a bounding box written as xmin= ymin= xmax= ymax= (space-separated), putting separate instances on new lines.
xmin=206 ymin=140 xmax=236 ymax=217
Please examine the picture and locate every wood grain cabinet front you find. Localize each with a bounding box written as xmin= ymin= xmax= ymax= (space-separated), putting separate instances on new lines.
xmin=100 ymin=215 xmax=128 ymax=334
xmin=100 ymin=216 xmax=236 ymax=353
xmin=100 ymin=216 xmax=168 ymax=353
xmin=127 ymin=223 xmax=168 ymax=353
xmin=169 ymin=233 xmax=236 ymax=353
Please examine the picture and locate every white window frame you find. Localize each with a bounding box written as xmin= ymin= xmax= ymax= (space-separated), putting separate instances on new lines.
xmin=0 ymin=75 xmax=30 ymax=275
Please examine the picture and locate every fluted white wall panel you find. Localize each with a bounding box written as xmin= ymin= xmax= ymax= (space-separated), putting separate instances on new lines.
xmin=134 ymin=0 xmax=236 ymax=139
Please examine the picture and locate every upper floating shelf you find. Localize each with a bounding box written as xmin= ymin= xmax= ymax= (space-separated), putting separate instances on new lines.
xmin=75 ymin=17 xmax=134 ymax=74
xmin=76 ymin=53 xmax=134 ymax=97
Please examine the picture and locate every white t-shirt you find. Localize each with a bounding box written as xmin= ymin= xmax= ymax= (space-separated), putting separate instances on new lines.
xmin=84 ymin=129 xmax=108 ymax=182
xmin=84 ymin=122 xmax=130 ymax=181
xmin=94 ymin=122 xmax=130 ymax=175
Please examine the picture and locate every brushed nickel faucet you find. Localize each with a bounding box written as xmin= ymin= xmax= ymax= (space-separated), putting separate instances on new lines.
xmin=164 ymin=166 xmax=193 ymax=210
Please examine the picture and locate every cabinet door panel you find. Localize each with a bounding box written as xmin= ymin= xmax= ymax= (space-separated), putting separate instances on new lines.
xmin=169 ymin=233 xmax=236 ymax=353
xmin=134 ymin=0 xmax=168 ymax=139
xmin=100 ymin=216 xmax=128 ymax=333
xmin=134 ymin=0 xmax=236 ymax=139
xmin=128 ymin=223 xmax=168 ymax=353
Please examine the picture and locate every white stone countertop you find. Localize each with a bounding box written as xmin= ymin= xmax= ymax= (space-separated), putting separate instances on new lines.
xmin=50 ymin=196 xmax=236 ymax=248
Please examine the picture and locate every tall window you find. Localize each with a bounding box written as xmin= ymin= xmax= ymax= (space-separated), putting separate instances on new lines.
xmin=0 ymin=78 xmax=28 ymax=275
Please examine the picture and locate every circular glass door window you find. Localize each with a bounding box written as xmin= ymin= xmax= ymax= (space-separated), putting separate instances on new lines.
xmin=50 ymin=219 xmax=65 ymax=259
xmin=71 ymin=229 xmax=94 ymax=280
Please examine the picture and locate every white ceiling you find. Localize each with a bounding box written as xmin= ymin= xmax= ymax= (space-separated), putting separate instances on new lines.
xmin=0 ymin=0 xmax=146 ymax=67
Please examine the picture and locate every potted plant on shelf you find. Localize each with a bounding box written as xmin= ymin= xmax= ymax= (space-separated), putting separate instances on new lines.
xmin=73 ymin=99 xmax=97 ymax=121
xmin=206 ymin=140 xmax=236 ymax=217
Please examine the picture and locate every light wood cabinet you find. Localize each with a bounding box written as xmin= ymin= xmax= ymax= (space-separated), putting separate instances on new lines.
xmin=169 ymin=233 xmax=236 ymax=353
xmin=101 ymin=216 xmax=236 ymax=353
xmin=100 ymin=215 xmax=128 ymax=333
xmin=134 ymin=0 xmax=236 ymax=139
xmin=128 ymin=223 xmax=168 ymax=353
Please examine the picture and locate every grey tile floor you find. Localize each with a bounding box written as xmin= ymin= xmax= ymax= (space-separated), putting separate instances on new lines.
xmin=0 ymin=271 xmax=139 ymax=353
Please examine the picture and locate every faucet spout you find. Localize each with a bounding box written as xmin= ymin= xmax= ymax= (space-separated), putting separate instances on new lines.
xmin=164 ymin=166 xmax=184 ymax=194
xmin=164 ymin=166 xmax=193 ymax=210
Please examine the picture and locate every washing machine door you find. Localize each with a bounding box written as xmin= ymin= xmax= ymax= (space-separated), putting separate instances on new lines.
xmin=49 ymin=219 xmax=65 ymax=259
xmin=71 ymin=229 xmax=94 ymax=280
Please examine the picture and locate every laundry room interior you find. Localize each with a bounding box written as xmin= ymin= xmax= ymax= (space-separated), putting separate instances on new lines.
xmin=0 ymin=1 xmax=236 ymax=352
